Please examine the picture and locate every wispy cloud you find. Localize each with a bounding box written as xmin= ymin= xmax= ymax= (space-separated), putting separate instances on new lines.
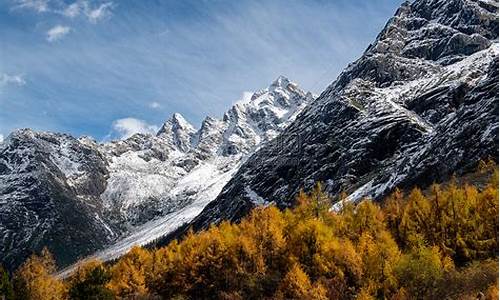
xmin=61 ymin=1 xmax=115 ymax=23
xmin=86 ymin=2 xmax=114 ymax=23
xmin=63 ymin=2 xmax=80 ymax=18
xmin=12 ymin=0 xmax=115 ymax=23
xmin=13 ymin=0 xmax=49 ymax=13
xmin=0 ymin=73 xmax=26 ymax=86
xmin=111 ymin=117 xmax=158 ymax=139
xmin=46 ymin=25 xmax=71 ymax=42
xmin=148 ymin=101 xmax=161 ymax=109
xmin=0 ymin=134 xmax=4 ymax=143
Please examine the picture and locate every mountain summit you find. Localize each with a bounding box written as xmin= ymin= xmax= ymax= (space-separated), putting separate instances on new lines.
xmin=0 ymin=76 xmax=313 ymax=271
xmin=157 ymin=113 xmax=197 ymax=152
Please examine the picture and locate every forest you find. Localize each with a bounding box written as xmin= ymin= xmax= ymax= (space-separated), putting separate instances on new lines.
xmin=1 ymin=164 xmax=498 ymax=300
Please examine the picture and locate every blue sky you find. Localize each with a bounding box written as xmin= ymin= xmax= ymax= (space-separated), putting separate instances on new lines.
xmin=0 ymin=0 xmax=403 ymax=141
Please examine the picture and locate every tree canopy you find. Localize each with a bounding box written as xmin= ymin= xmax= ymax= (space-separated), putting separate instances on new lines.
xmin=6 ymin=166 xmax=498 ymax=300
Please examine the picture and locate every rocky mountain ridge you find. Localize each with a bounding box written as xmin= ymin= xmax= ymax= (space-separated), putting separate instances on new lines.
xmin=0 ymin=76 xmax=313 ymax=270
xmin=177 ymin=0 xmax=499 ymax=233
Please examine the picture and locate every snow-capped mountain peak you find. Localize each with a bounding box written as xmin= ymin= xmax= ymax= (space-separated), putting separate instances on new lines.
xmin=0 ymin=76 xmax=314 ymax=271
xmin=219 ymin=76 xmax=313 ymax=154
xmin=171 ymin=113 xmax=195 ymax=132
xmin=90 ymin=76 xmax=314 ymax=262
xmin=269 ymin=75 xmax=292 ymax=91
xmin=157 ymin=113 xmax=196 ymax=152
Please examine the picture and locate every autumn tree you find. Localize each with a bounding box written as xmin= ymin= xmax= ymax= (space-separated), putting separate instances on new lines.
xmin=275 ymin=263 xmax=327 ymax=300
xmin=108 ymin=246 xmax=152 ymax=298
xmin=357 ymin=231 xmax=400 ymax=297
xmin=394 ymin=245 xmax=453 ymax=299
xmin=12 ymin=248 xmax=66 ymax=300
xmin=17 ymin=166 xmax=495 ymax=300
xmin=387 ymin=171 xmax=499 ymax=265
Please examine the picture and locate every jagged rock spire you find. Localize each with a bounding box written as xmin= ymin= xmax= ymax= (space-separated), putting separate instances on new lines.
xmin=157 ymin=113 xmax=196 ymax=152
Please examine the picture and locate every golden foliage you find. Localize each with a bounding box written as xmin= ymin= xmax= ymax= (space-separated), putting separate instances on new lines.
xmin=13 ymin=248 xmax=66 ymax=300
xmin=389 ymin=172 xmax=499 ymax=264
xmin=107 ymin=246 xmax=152 ymax=297
xmin=485 ymin=282 xmax=498 ymax=300
xmin=139 ymin=173 xmax=498 ymax=299
xmin=13 ymin=167 xmax=499 ymax=299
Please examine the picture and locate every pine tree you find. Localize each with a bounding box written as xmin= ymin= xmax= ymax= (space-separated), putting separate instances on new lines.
xmin=0 ymin=265 xmax=14 ymax=300
xmin=383 ymin=188 xmax=405 ymax=244
xmin=68 ymin=260 xmax=113 ymax=300
xmin=310 ymin=182 xmax=331 ymax=219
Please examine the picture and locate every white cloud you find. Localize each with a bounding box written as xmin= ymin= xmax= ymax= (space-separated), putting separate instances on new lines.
xmin=111 ymin=117 xmax=158 ymax=139
xmin=13 ymin=0 xmax=49 ymax=13
xmin=63 ymin=2 xmax=81 ymax=18
xmin=13 ymin=1 xmax=115 ymax=23
xmin=148 ymin=101 xmax=161 ymax=109
xmin=86 ymin=2 xmax=114 ymax=23
xmin=0 ymin=134 xmax=4 ymax=143
xmin=46 ymin=25 xmax=71 ymax=42
xmin=233 ymin=91 xmax=253 ymax=106
xmin=0 ymin=73 xmax=26 ymax=86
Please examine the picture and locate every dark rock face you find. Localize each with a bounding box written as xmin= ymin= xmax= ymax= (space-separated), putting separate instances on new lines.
xmin=182 ymin=0 xmax=499 ymax=232
xmin=0 ymin=130 xmax=115 ymax=270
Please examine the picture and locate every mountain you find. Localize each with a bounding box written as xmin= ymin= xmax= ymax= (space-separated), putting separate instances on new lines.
xmin=177 ymin=0 xmax=499 ymax=234
xmin=0 ymin=77 xmax=314 ymax=271
xmin=0 ymin=130 xmax=114 ymax=271
xmin=3 ymin=0 xmax=499 ymax=273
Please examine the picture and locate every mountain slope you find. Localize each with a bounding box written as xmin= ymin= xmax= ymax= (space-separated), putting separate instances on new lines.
xmin=0 ymin=130 xmax=115 ymax=270
xmin=180 ymin=0 xmax=499 ymax=233
xmin=0 ymin=77 xmax=313 ymax=271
